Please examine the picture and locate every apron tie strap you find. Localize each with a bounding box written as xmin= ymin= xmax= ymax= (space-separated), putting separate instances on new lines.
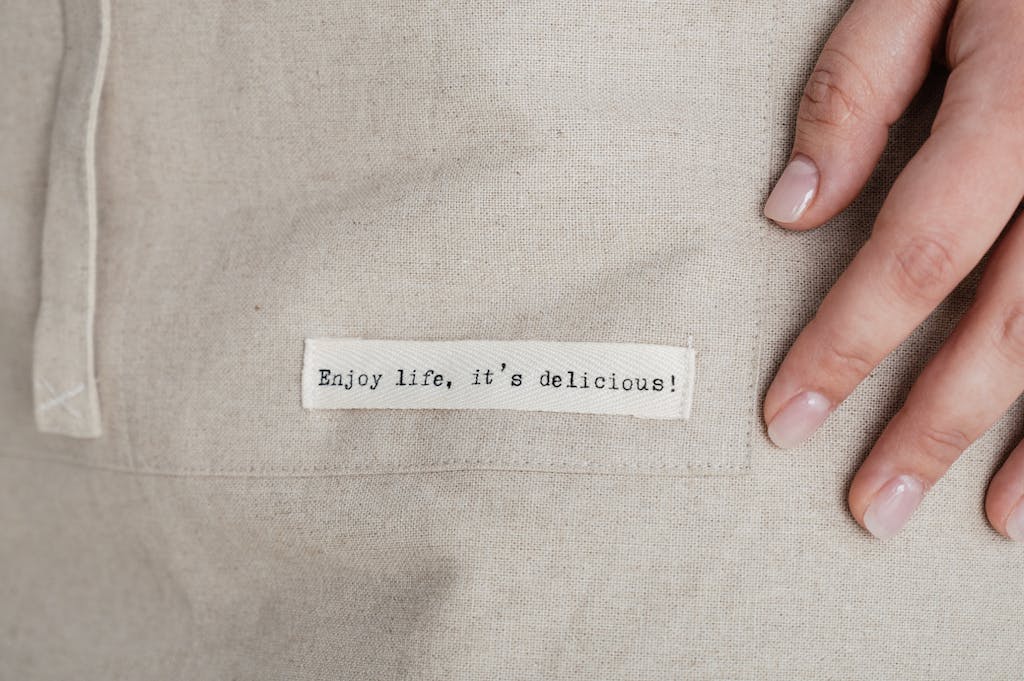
xmin=33 ymin=0 xmax=111 ymax=438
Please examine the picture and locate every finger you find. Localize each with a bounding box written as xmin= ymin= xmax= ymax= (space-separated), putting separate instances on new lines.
xmin=988 ymin=439 xmax=1024 ymax=542
xmin=763 ymin=0 xmax=951 ymax=228
xmin=846 ymin=215 xmax=1024 ymax=539
xmin=763 ymin=52 xmax=1024 ymax=449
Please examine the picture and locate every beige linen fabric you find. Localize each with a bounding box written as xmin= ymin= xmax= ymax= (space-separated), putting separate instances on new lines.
xmin=2 ymin=1 xmax=1022 ymax=679
xmin=31 ymin=0 xmax=109 ymax=438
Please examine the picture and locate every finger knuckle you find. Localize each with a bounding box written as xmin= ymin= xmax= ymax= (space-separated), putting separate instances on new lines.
xmin=797 ymin=48 xmax=873 ymax=132
xmin=994 ymin=302 xmax=1024 ymax=367
xmin=888 ymin=234 xmax=959 ymax=306
xmin=915 ymin=423 xmax=974 ymax=468
xmin=817 ymin=330 xmax=876 ymax=382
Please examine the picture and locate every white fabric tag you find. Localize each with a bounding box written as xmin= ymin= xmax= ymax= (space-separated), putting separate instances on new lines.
xmin=302 ymin=338 xmax=696 ymax=420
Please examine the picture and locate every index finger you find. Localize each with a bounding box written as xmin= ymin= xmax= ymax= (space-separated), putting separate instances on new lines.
xmin=764 ymin=58 xmax=1024 ymax=448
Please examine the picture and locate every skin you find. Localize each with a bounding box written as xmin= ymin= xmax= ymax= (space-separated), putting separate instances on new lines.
xmin=762 ymin=0 xmax=1024 ymax=539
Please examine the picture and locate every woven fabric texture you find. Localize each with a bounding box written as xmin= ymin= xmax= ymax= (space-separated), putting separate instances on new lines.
xmin=2 ymin=1 xmax=1022 ymax=679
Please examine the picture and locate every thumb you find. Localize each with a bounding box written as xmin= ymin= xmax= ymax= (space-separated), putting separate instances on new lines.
xmin=764 ymin=0 xmax=952 ymax=230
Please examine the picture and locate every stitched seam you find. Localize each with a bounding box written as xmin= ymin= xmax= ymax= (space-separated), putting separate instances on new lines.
xmin=0 ymin=451 xmax=750 ymax=478
xmin=741 ymin=0 xmax=780 ymax=469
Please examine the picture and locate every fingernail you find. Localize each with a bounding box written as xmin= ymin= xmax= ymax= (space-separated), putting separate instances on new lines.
xmin=1005 ymin=500 xmax=1024 ymax=542
xmin=764 ymin=154 xmax=819 ymax=223
xmin=862 ymin=475 xmax=925 ymax=540
xmin=766 ymin=391 xmax=831 ymax=449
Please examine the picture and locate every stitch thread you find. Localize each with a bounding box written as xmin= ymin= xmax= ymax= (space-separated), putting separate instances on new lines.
xmin=36 ymin=380 xmax=84 ymax=418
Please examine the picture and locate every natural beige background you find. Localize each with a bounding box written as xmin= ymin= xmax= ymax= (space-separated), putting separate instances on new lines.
xmin=2 ymin=1 xmax=1022 ymax=679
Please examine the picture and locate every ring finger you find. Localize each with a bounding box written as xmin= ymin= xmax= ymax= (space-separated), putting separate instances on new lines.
xmin=848 ymin=211 xmax=1024 ymax=539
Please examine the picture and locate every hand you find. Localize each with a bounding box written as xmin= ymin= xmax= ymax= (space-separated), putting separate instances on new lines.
xmin=762 ymin=0 xmax=1024 ymax=539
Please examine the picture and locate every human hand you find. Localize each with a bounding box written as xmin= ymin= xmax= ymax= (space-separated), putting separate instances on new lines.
xmin=761 ymin=0 xmax=1024 ymax=539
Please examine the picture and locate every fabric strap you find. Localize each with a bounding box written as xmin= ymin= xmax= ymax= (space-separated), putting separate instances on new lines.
xmin=32 ymin=0 xmax=111 ymax=438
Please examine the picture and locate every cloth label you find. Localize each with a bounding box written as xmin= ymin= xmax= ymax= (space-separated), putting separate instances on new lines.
xmin=302 ymin=338 xmax=696 ymax=420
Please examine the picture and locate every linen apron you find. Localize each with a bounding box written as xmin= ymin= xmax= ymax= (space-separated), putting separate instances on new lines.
xmin=2 ymin=1 xmax=1021 ymax=679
